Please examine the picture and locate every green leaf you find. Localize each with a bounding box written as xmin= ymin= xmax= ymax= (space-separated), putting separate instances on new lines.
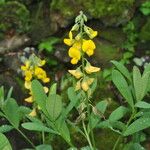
xmin=46 ymin=94 xmax=62 ymax=121
xmin=36 ymin=144 xmax=53 ymax=150
xmin=133 ymin=66 xmax=142 ymax=101
xmin=6 ymin=87 xmax=13 ymax=101
xmin=133 ymin=66 xmax=150 ymax=101
xmin=31 ymin=80 xmax=48 ymax=115
xmin=0 ymin=133 xmax=12 ymax=150
xmin=111 ymin=61 xmax=132 ymax=82
xmin=48 ymin=83 xmax=57 ymax=96
xmin=19 ymin=106 xmax=32 ymax=115
xmin=0 ymin=86 xmax=4 ymax=106
xmin=22 ymin=122 xmax=58 ymax=134
xmin=135 ymin=101 xmax=150 ymax=109
xmin=2 ymin=98 xmax=20 ymax=128
xmin=123 ymin=142 xmax=145 ymax=150
xmin=112 ymin=70 xmax=134 ymax=108
xmin=141 ymin=71 xmax=150 ymax=97
xmin=63 ymin=88 xmax=79 ymax=118
xmin=96 ymin=100 xmax=108 ymax=114
xmin=88 ymin=100 xmax=108 ymax=131
xmin=124 ymin=118 xmax=150 ymax=136
xmin=56 ymin=120 xmax=71 ymax=144
xmin=0 ymin=125 xmax=13 ymax=133
xmin=109 ymin=106 xmax=129 ymax=122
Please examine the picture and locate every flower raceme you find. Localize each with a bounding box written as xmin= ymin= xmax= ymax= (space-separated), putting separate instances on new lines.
xmin=21 ymin=54 xmax=50 ymax=107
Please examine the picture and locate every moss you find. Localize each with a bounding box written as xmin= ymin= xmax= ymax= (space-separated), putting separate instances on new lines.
xmin=50 ymin=0 xmax=135 ymax=25
xmin=139 ymin=17 xmax=150 ymax=41
xmin=94 ymin=39 xmax=122 ymax=67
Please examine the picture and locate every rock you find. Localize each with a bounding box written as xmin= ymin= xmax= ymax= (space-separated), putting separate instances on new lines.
xmin=0 ymin=35 xmax=30 ymax=54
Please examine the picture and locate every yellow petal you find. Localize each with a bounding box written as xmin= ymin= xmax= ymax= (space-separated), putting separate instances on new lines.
xmin=87 ymin=78 xmax=94 ymax=85
xmin=88 ymin=27 xmax=98 ymax=39
xmin=43 ymin=86 xmax=49 ymax=93
xmin=82 ymin=40 xmax=96 ymax=56
xmin=85 ymin=62 xmax=100 ymax=74
xmin=68 ymin=47 xmax=81 ymax=59
xmin=81 ymin=80 xmax=89 ymax=92
xmin=68 ymin=69 xmax=83 ymax=79
xmin=25 ymin=70 xmax=32 ymax=81
xmin=86 ymin=49 xmax=94 ymax=56
xmin=71 ymin=58 xmax=78 ymax=64
xmin=38 ymin=60 xmax=46 ymax=66
xmin=24 ymin=81 xmax=31 ymax=90
xmin=25 ymin=96 xmax=33 ymax=103
xmin=75 ymin=81 xmax=81 ymax=91
xmin=85 ymin=65 xmax=100 ymax=74
xmin=21 ymin=65 xmax=27 ymax=71
xmin=42 ymin=77 xmax=50 ymax=83
xmin=69 ymin=31 xmax=73 ymax=39
xmin=29 ymin=108 xmax=36 ymax=117
xmin=64 ymin=39 xmax=74 ymax=46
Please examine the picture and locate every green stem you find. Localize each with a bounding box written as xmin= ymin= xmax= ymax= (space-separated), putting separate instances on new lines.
xmin=112 ymin=112 xmax=135 ymax=150
xmin=42 ymin=131 xmax=45 ymax=144
xmin=16 ymin=128 xmax=36 ymax=148
xmin=86 ymin=97 xmax=96 ymax=150
xmin=82 ymin=120 xmax=94 ymax=150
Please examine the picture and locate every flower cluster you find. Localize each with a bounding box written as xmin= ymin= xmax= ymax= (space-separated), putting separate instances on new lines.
xmin=64 ymin=11 xmax=100 ymax=92
xmin=69 ymin=61 xmax=100 ymax=92
xmin=21 ymin=54 xmax=50 ymax=116
xmin=64 ymin=14 xmax=97 ymax=64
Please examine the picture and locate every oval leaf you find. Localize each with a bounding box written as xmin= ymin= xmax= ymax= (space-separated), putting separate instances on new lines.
xmin=112 ymin=70 xmax=134 ymax=108
xmin=22 ymin=122 xmax=58 ymax=134
xmin=109 ymin=106 xmax=129 ymax=122
xmin=111 ymin=60 xmax=132 ymax=82
xmin=0 ymin=125 xmax=13 ymax=133
xmin=46 ymin=94 xmax=62 ymax=121
xmin=0 ymin=133 xmax=12 ymax=150
xmin=135 ymin=101 xmax=150 ymax=109
xmin=31 ymin=80 xmax=48 ymax=115
xmin=124 ymin=118 xmax=150 ymax=136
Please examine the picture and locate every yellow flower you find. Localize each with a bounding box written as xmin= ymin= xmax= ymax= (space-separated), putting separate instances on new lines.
xmin=25 ymin=70 xmax=32 ymax=81
xmin=29 ymin=108 xmax=36 ymax=117
xmin=85 ymin=62 xmax=100 ymax=74
xmin=68 ymin=68 xmax=83 ymax=79
xmin=64 ymin=31 xmax=75 ymax=46
xmin=24 ymin=81 xmax=31 ymax=90
xmin=21 ymin=61 xmax=30 ymax=71
xmin=68 ymin=47 xmax=81 ymax=64
xmin=82 ymin=40 xmax=96 ymax=56
xmin=25 ymin=96 xmax=33 ymax=103
xmin=87 ymin=27 xmax=98 ymax=39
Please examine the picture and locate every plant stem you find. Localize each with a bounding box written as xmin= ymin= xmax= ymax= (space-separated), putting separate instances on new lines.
xmin=86 ymin=96 xmax=96 ymax=150
xmin=112 ymin=112 xmax=135 ymax=150
xmin=17 ymin=128 xmax=36 ymax=148
xmin=82 ymin=120 xmax=94 ymax=150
